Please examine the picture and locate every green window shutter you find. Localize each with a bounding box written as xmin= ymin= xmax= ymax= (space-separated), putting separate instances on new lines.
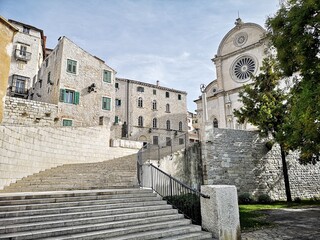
xmin=63 ymin=119 xmax=72 ymax=126
xmin=59 ymin=89 xmax=65 ymax=102
xmin=103 ymin=70 xmax=111 ymax=83
xmin=106 ymin=97 xmax=111 ymax=110
xmin=74 ymin=91 xmax=80 ymax=105
xmin=115 ymin=116 xmax=119 ymax=124
xmin=102 ymin=97 xmax=111 ymax=110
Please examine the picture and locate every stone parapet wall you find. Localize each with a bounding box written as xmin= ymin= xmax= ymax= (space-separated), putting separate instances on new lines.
xmin=2 ymin=97 xmax=59 ymax=126
xmin=203 ymin=125 xmax=320 ymax=200
xmin=0 ymin=124 xmax=115 ymax=189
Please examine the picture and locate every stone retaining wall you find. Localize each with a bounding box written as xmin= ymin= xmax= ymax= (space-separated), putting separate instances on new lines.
xmin=2 ymin=97 xmax=58 ymax=126
xmin=0 ymin=124 xmax=114 ymax=189
xmin=203 ymin=125 xmax=320 ymax=200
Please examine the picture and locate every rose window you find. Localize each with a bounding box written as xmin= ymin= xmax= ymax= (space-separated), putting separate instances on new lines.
xmin=232 ymin=56 xmax=256 ymax=81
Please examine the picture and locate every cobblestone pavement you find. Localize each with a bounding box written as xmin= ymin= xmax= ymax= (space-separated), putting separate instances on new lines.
xmin=241 ymin=206 xmax=320 ymax=240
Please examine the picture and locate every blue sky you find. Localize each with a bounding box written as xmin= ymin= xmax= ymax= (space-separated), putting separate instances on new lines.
xmin=0 ymin=0 xmax=280 ymax=112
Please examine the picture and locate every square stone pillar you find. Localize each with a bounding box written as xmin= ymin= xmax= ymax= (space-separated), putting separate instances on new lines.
xmin=201 ymin=185 xmax=241 ymax=240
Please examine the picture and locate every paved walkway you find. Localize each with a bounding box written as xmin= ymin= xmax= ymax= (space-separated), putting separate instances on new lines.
xmin=241 ymin=206 xmax=320 ymax=240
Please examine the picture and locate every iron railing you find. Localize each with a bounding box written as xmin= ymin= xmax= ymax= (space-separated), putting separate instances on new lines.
xmin=148 ymin=163 xmax=209 ymax=225
xmin=15 ymin=49 xmax=32 ymax=61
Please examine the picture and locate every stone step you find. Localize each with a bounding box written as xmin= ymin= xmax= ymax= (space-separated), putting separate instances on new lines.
xmin=0 ymin=195 xmax=161 ymax=212
xmin=1 ymin=207 xmax=177 ymax=226
xmin=1 ymin=202 xmax=172 ymax=220
xmin=0 ymin=213 xmax=184 ymax=234
xmin=0 ymin=218 xmax=191 ymax=239
xmin=160 ymin=231 xmax=214 ymax=240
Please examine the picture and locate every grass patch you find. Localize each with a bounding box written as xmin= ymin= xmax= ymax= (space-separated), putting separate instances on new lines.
xmin=239 ymin=200 xmax=320 ymax=231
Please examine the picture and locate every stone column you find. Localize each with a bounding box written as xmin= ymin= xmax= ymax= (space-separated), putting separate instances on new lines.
xmin=201 ymin=185 xmax=241 ymax=240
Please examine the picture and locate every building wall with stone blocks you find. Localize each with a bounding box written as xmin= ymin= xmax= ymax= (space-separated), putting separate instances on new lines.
xmin=114 ymin=78 xmax=188 ymax=144
xmin=0 ymin=124 xmax=118 ymax=190
xmin=0 ymin=17 xmax=18 ymax=123
xmin=2 ymin=97 xmax=58 ymax=126
xmin=7 ymin=19 xmax=45 ymax=98
xmin=32 ymin=37 xmax=116 ymax=127
xmin=202 ymin=125 xmax=320 ymax=200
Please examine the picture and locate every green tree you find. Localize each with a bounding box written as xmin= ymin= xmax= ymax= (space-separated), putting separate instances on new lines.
xmin=267 ymin=0 xmax=320 ymax=164
xmin=234 ymin=55 xmax=292 ymax=202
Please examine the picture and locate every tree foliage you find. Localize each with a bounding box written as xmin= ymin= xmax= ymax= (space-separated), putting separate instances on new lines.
xmin=234 ymin=55 xmax=292 ymax=202
xmin=267 ymin=0 xmax=320 ymax=164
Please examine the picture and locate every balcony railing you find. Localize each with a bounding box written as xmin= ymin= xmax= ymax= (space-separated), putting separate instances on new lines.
xmin=15 ymin=49 xmax=32 ymax=61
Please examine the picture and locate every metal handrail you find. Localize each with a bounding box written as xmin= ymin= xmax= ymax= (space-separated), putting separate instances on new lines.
xmin=148 ymin=163 xmax=209 ymax=226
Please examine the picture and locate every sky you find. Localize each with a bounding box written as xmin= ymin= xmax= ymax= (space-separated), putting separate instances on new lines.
xmin=0 ymin=0 xmax=280 ymax=112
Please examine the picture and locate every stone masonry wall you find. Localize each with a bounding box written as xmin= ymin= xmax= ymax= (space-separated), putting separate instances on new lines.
xmin=2 ymin=97 xmax=58 ymax=126
xmin=203 ymin=124 xmax=320 ymax=200
xmin=0 ymin=124 xmax=114 ymax=190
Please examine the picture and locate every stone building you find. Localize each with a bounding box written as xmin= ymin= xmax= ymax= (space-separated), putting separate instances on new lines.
xmin=0 ymin=16 xmax=18 ymax=123
xmin=195 ymin=18 xmax=268 ymax=131
xmin=7 ymin=19 xmax=46 ymax=99
xmin=31 ymin=36 xmax=116 ymax=127
xmin=187 ymin=111 xmax=199 ymax=143
xmin=114 ymin=78 xmax=188 ymax=145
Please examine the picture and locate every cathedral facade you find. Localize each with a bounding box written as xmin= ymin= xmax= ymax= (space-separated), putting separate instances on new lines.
xmin=195 ymin=18 xmax=268 ymax=130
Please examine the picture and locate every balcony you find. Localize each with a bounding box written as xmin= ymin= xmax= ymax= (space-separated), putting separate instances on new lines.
xmin=15 ymin=49 xmax=32 ymax=61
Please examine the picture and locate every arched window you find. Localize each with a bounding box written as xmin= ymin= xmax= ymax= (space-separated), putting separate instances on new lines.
xmin=166 ymin=120 xmax=171 ymax=130
xmin=213 ymin=118 xmax=218 ymax=128
xmin=138 ymin=116 xmax=143 ymax=127
xmin=179 ymin=121 xmax=183 ymax=131
xmin=152 ymin=100 xmax=157 ymax=110
xmin=138 ymin=97 xmax=143 ymax=108
xmin=166 ymin=104 xmax=170 ymax=113
xmin=152 ymin=118 xmax=157 ymax=128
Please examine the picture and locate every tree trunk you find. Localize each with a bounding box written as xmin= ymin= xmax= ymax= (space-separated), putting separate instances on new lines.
xmin=280 ymin=144 xmax=292 ymax=202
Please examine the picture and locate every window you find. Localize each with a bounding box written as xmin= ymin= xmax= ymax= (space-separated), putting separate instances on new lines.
xmin=165 ymin=92 xmax=169 ymax=98
xmin=166 ymin=120 xmax=171 ymax=130
xmin=62 ymin=119 xmax=72 ymax=126
xmin=179 ymin=121 xmax=183 ymax=131
xmin=47 ymin=72 xmax=51 ymax=84
xmin=138 ymin=116 xmax=143 ymax=127
xmin=137 ymin=86 xmax=144 ymax=92
xmin=178 ymin=94 xmax=181 ymax=100
xmin=23 ymin=26 xmax=30 ymax=34
xmin=103 ymin=70 xmax=112 ymax=83
xmin=20 ymin=45 xmax=27 ymax=56
xmin=115 ymin=99 xmax=121 ymax=106
xmin=115 ymin=82 xmax=119 ymax=89
xmin=153 ymin=89 xmax=156 ymax=95
xmin=59 ymin=89 xmax=79 ymax=104
xmin=138 ymin=97 xmax=143 ymax=108
xmin=153 ymin=136 xmax=159 ymax=145
xmin=45 ymin=58 xmax=49 ymax=67
xmin=115 ymin=116 xmax=119 ymax=124
xmin=152 ymin=100 xmax=157 ymax=110
xmin=179 ymin=138 xmax=184 ymax=145
xmin=152 ymin=118 xmax=157 ymax=128
xmin=67 ymin=59 xmax=77 ymax=74
xmin=12 ymin=75 xmax=29 ymax=94
xmin=102 ymin=97 xmax=111 ymax=110
xmin=166 ymin=137 xmax=171 ymax=146
xmin=213 ymin=118 xmax=219 ymax=128
xmin=166 ymin=104 xmax=170 ymax=113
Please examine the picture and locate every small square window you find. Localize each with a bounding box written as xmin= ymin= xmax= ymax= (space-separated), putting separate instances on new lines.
xmin=103 ymin=70 xmax=112 ymax=83
xmin=115 ymin=83 xmax=119 ymax=89
xmin=137 ymin=86 xmax=144 ymax=92
xmin=62 ymin=119 xmax=72 ymax=126
xmin=67 ymin=59 xmax=77 ymax=74
xmin=116 ymin=99 xmax=121 ymax=106
xmin=23 ymin=26 xmax=30 ymax=34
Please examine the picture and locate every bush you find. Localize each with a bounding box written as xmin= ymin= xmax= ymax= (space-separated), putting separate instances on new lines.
xmin=294 ymin=197 xmax=302 ymax=203
xmin=238 ymin=193 xmax=254 ymax=204
xmin=309 ymin=196 xmax=319 ymax=202
xmin=258 ymin=194 xmax=272 ymax=204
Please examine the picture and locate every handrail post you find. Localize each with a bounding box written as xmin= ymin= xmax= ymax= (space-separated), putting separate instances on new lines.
xmin=170 ymin=176 xmax=173 ymax=199
xmin=151 ymin=165 xmax=153 ymax=190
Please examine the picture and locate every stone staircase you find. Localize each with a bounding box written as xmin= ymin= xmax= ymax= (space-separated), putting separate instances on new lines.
xmin=0 ymin=155 xmax=213 ymax=239
xmin=1 ymin=154 xmax=138 ymax=192
xmin=0 ymin=189 xmax=213 ymax=239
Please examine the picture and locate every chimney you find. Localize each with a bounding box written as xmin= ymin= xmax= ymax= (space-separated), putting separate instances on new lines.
xmin=156 ymin=80 xmax=159 ymax=86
